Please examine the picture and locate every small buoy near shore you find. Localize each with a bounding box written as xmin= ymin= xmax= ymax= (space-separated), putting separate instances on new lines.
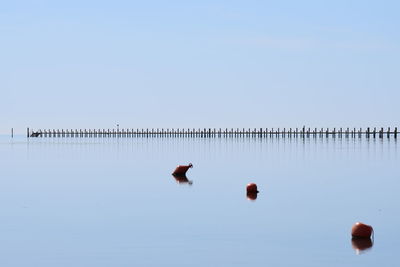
xmin=246 ymin=183 xmax=259 ymax=194
xmin=172 ymin=163 xmax=193 ymax=176
xmin=351 ymin=222 xmax=373 ymax=238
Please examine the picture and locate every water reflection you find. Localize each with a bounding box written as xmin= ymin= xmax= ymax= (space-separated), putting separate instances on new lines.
xmin=172 ymin=174 xmax=193 ymax=185
xmin=246 ymin=191 xmax=258 ymax=201
xmin=351 ymin=238 xmax=373 ymax=255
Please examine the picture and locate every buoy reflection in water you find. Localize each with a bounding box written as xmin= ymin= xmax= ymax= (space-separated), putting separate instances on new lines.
xmin=246 ymin=191 xmax=258 ymax=201
xmin=172 ymin=174 xmax=193 ymax=185
xmin=351 ymin=238 xmax=373 ymax=255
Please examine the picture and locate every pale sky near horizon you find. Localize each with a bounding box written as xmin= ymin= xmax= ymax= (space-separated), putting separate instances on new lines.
xmin=1 ymin=0 xmax=399 ymax=134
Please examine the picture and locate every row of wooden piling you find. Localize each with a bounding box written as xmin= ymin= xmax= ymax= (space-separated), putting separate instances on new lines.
xmin=27 ymin=127 xmax=398 ymax=139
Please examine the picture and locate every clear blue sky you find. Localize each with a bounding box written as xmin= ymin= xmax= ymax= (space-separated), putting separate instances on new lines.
xmin=1 ymin=0 xmax=399 ymax=134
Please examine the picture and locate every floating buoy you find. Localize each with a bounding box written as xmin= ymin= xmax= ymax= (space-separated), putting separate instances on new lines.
xmin=246 ymin=183 xmax=259 ymax=194
xmin=351 ymin=222 xmax=373 ymax=238
xmin=172 ymin=163 xmax=193 ymax=176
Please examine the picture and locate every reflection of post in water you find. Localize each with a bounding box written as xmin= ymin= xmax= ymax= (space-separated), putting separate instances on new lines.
xmin=351 ymin=238 xmax=373 ymax=255
xmin=172 ymin=174 xmax=193 ymax=185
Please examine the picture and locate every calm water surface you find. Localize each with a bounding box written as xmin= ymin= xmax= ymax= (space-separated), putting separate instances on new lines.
xmin=0 ymin=135 xmax=398 ymax=266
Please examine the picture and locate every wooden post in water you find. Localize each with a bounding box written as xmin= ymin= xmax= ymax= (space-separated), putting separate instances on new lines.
xmin=387 ymin=127 xmax=390 ymax=138
xmin=395 ymin=127 xmax=397 ymax=138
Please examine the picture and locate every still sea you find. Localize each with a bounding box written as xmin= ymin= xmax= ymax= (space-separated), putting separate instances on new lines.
xmin=0 ymin=135 xmax=398 ymax=266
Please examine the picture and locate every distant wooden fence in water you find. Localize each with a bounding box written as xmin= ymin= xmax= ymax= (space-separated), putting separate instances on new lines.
xmin=27 ymin=127 xmax=398 ymax=139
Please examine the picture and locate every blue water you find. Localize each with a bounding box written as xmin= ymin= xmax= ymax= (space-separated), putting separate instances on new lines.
xmin=0 ymin=135 xmax=398 ymax=266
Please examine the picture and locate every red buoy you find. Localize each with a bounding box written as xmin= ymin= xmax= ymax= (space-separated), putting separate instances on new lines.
xmin=246 ymin=183 xmax=259 ymax=193
xmin=351 ymin=222 xmax=373 ymax=238
xmin=172 ymin=163 xmax=193 ymax=176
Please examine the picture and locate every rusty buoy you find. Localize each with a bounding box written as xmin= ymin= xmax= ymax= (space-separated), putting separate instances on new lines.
xmin=246 ymin=183 xmax=259 ymax=194
xmin=172 ymin=163 xmax=193 ymax=176
xmin=351 ymin=222 xmax=373 ymax=238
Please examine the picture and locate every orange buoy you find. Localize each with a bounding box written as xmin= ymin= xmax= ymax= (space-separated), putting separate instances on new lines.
xmin=246 ymin=183 xmax=259 ymax=193
xmin=351 ymin=222 xmax=373 ymax=238
xmin=172 ymin=163 xmax=193 ymax=176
